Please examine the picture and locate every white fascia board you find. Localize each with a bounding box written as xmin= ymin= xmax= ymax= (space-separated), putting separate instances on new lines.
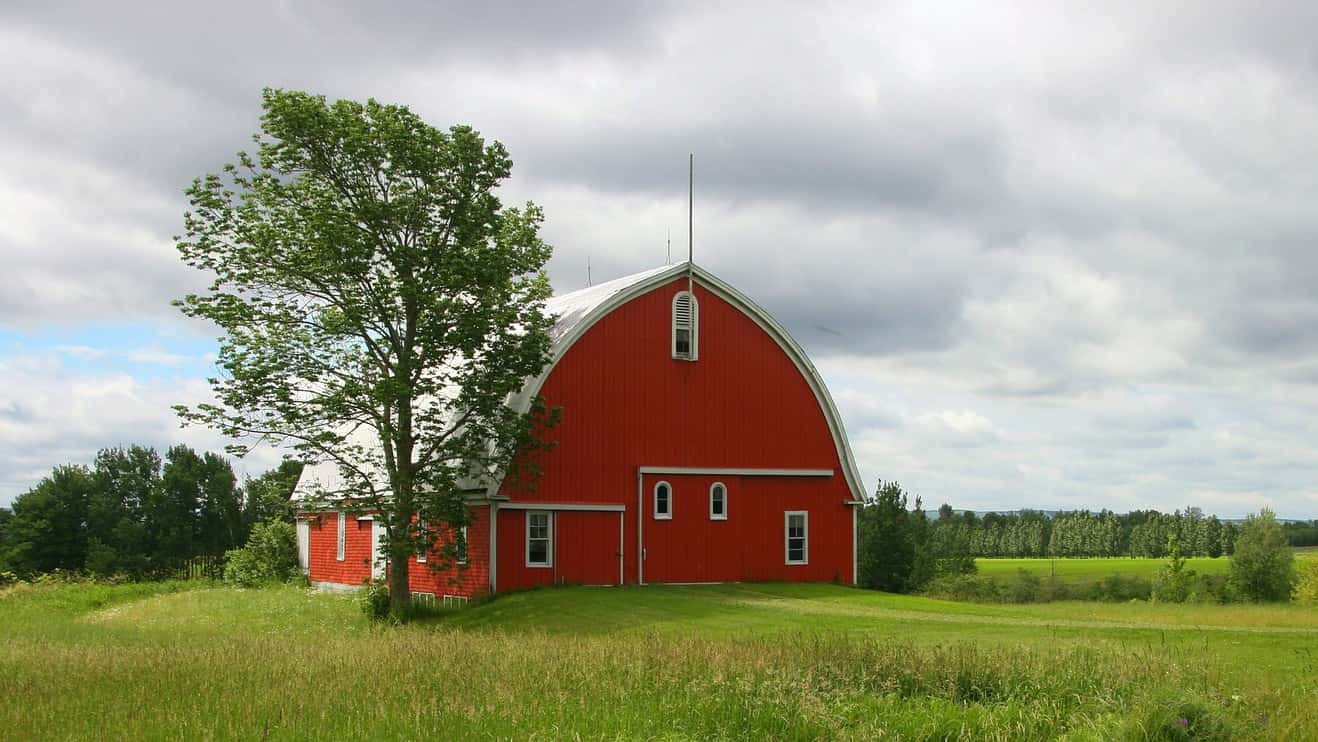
xmin=639 ymin=466 xmax=834 ymax=477
xmin=499 ymin=502 xmax=627 ymax=512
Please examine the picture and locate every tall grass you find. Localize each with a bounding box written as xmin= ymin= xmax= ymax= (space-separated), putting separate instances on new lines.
xmin=1 ymin=582 xmax=1314 ymax=740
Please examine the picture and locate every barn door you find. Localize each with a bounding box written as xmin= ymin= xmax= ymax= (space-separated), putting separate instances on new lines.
xmin=370 ymin=520 xmax=386 ymax=580
xmin=296 ymin=519 xmax=310 ymax=575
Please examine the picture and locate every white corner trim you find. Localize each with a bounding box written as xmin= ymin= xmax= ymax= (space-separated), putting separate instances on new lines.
xmin=499 ymin=502 xmax=626 ymax=512
xmin=640 ymin=466 xmax=833 ymax=477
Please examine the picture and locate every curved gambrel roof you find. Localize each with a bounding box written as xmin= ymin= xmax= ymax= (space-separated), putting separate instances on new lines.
xmin=507 ymin=263 xmax=867 ymax=502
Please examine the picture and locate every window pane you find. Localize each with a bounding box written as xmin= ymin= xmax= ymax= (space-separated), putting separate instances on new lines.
xmin=529 ymin=540 xmax=548 ymax=564
xmin=675 ymin=329 xmax=690 ymax=355
xmin=788 ymin=543 xmax=804 ymax=561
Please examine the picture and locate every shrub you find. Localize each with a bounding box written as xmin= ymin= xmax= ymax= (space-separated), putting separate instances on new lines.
xmin=361 ymin=580 xmax=392 ymax=620
xmin=1004 ymin=569 xmax=1041 ymax=603
xmin=1228 ymin=509 xmax=1294 ymax=602
xmin=1086 ymin=574 xmax=1152 ymax=602
xmin=921 ymin=574 xmax=1003 ymax=603
xmin=223 ymin=520 xmax=298 ymax=587
xmin=1294 ymin=559 xmax=1318 ymax=603
xmin=1152 ymin=535 xmax=1196 ymax=603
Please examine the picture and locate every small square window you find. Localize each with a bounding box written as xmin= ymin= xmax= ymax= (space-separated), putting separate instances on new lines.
xmin=527 ymin=512 xmax=552 ymax=567
xmin=785 ymin=511 xmax=808 ymax=565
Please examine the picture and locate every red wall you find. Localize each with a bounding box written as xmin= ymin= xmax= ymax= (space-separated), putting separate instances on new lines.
xmin=496 ymin=509 xmax=624 ymax=591
xmin=307 ymin=512 xmax=373 ymax=586
xmin=502 ymin=277 xmax=855 ymax=586
xmin=403 ymin=505 xmax=491 ymax=599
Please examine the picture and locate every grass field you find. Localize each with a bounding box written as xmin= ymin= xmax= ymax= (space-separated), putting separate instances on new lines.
xmin=2 ymin=580 xmax=1315 ymax=740
xmin=974 ymin=557 xmax=1232 ymax=584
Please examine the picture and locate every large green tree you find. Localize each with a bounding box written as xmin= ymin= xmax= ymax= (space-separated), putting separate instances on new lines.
xmin=4 ymin=465 xmax=94 ymax=576
xmin=1229 ymin=509 xmax=1294 ymax=602
xmin=176 ymin=89 xmax=556 ymax=609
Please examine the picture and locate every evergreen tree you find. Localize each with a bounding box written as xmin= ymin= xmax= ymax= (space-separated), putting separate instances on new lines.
xmin=858 ymin=481 xmax=915 ymax=592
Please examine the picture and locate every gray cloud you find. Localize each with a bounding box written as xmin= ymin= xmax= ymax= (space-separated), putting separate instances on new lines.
xmin=3 ymin=1 xmax=1318 ymax=515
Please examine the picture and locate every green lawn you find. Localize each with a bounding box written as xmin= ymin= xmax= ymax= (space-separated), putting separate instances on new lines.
xmin=974 ymin=556 xmax=1231 ymax=584
xmin=2 ymin=580 xmax=1315 ymax=740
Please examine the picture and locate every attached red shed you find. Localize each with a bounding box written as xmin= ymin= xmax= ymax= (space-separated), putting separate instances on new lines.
xmin=294 ymin=263 xmax=866 ymax=599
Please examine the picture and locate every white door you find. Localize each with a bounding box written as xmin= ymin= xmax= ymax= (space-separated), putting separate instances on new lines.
xmin=370 ymin=520 xmax=387 ymax=580
xmin=296 ymin=520 xmax=310 ymax=574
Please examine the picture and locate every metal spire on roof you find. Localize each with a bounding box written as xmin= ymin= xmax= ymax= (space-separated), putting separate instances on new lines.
xmin=687 ymin=153 xmax=694 ymax=300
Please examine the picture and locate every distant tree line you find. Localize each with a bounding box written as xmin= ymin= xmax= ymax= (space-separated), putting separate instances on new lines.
xmin=858 ymin=484 xmax=1306 ymax=603
xmin=932 ymin=506 xmax=1241 ymax=559
xmin=0 ymin=445 xmax=301 ymax=579
xmin=857 ymin=484 xmax=1281 ymax=593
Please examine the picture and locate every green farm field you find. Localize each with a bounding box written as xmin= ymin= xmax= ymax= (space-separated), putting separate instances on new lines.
xmin=974 ymin=556 xmax=1231 ymax=584
xmin=1 ymin=581 xmax=1315 ymax=740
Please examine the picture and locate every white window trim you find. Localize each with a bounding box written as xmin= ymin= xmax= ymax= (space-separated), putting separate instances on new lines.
xmin=709 ymin=482 xmax=728 ymax=520
xmin=336 ymin=511 xmax=346 ymax=561
xmin=671 ymin=290 xmax=699 ymax=361
xmin=416 ymin=517 xmax=427 ymax=563
xmin=526 ymin=511 xmax=553 ymax=568
xmin=457 ymin=525 xmax=469 ymax=565
xmin=785 ymin=510 xmax=809 ymax=565
xmin=653 ymin=480 xmax=673 ymax=520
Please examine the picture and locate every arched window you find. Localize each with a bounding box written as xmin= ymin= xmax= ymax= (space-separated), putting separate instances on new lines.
xmin=709 ymin=482 xmax=727 ymax=520
xmin=653 ymin=481 xmax=672 ymax=520
xmin=672 ymin=291 xmax=698 ymax=360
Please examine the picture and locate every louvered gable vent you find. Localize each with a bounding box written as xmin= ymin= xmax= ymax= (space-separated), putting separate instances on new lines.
xmin=672 ymin=290 xmax=698 ymax=360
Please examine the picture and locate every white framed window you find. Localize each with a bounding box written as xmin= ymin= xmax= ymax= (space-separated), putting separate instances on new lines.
xmin=709 ymin=482 xmax=728 ymax=520
xmin=526 ymin=511 xmax=552 ymax=567
xmin=672 ymin=291 xmax=699 ymax=360
xmin=653 ymin=481 xmax=673 ymax=520
xmin=416 ymin=517 xmax=427 ymax=563
xmin=336 ymin=511 xmax=346 ymax=561
xmin=785 ymin=511 xmax=808 ymax=565
xmin=413 ymin=592 xmax=437 ymax=607
xmin=457 ymin=525 xmax=469 ymax=564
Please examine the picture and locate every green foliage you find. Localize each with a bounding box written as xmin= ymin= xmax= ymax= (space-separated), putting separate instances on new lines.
xmin=857 ymin=481 xmax=915 ymax=592
xmin=1229 ymin=509 xmax=1295 ymax=602
xmin=241 ymin=459 xmax=303 ymax=525
xmin=3 ymin=465 xmax=95 ymax=576
xmin=223 ymin=520 xmax=299 ymax=587
xmin=3 ymin=444 xmax=281 ymax=581
xmin=2 ymin=582 xmax=1311 ymax=739
xmin=1293 ymin=558 xmax=1318 ymax=603
xmin=1152 ymin=534 xmax=1198 ymax=603
xmin=175 ymin=89 xmax=558 ymax=610
xmin=361 ymin=580 xmax=392 ymax=620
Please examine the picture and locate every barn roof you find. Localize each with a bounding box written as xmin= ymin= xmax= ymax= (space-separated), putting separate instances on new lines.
xmin=293 ymin=263 xmax=867 ymax=503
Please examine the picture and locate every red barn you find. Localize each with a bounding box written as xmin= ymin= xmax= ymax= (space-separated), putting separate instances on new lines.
xmin=293 ymin=263 xmax=866 ymax=601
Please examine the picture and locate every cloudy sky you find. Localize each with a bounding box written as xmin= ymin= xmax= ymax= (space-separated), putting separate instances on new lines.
xmin=3 ymin=1 xmax=1318 ymax=517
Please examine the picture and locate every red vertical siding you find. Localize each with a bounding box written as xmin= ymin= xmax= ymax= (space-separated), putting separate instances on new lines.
xmin=640 ymin=474 xmax=850 ymax=584
xmin=500 ymin=277 xmax=856 ymax=587
xmin=495 ymin=508 xmax=624 ymax=591
xmin=307 ymin=512 xmax=373 ymax=586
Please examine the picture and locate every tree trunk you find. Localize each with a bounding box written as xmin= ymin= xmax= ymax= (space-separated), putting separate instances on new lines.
xmin=389 ymin=546 xmax=411 ymax=610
